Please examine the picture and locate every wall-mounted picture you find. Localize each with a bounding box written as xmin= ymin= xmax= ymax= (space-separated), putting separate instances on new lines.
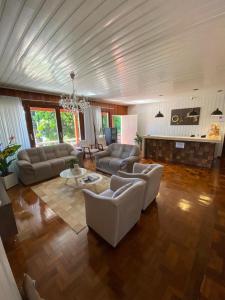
xmin=170 ymin=107 xmax=201 ymax=125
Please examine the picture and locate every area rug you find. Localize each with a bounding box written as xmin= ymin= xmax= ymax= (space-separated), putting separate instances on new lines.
xmin=31 ymin=171 xmax=110 ymax=234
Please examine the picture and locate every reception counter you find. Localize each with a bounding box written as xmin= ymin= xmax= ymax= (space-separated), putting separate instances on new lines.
xmin=143 ymin=135 xmax=221 ymax=168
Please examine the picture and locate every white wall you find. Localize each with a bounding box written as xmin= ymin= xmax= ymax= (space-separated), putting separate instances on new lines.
xmin=128 ymin=92 xmax=225 ymax=155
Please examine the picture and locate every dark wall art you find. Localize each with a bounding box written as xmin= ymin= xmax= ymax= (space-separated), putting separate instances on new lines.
xmin=170 ymin=107 xmax=201 ymax=125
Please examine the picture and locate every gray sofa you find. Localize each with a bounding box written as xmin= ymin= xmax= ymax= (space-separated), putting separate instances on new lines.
xmin=94 ymin=143 xmax=140 ymax=174
xmin=17 ymin=143 xmax=83 ymax=185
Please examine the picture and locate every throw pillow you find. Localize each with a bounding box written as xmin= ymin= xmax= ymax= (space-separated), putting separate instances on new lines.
xmin=112 ymin=182 xmax=132 ymax=198
xmin=22 ymin=274 xmax=44 ymax=300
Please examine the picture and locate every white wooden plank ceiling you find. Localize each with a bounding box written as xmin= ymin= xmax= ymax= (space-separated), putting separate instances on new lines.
xmin=0 ymin=0 xmax=225 ymax=104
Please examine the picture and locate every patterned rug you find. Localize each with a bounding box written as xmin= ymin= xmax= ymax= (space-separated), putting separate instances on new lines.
xmin=31 ymin=171 xmax=110 ymax=234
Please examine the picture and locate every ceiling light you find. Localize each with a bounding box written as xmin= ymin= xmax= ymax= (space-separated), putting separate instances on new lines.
xmin=211 ymin=108 xmax=223 ymax=116
xmin=155 ymin=111 xmax=164 ymax=118
xmin=59 ymin=72 xmax=90 ymax=113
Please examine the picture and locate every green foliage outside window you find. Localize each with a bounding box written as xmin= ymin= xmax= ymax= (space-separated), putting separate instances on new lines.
xmin=31 ymin=110 xmax=58 ymax=144
xmin=112 ymin=115 xmax=121 ymax=133
xmin=61 ymin=112 xmax=76 ymax=141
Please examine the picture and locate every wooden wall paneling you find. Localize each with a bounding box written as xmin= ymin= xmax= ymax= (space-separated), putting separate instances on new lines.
xmin=79 ymin=112 xmax=85 ymax=140
xmin=55 ymin=107 xmax=63 ymax=143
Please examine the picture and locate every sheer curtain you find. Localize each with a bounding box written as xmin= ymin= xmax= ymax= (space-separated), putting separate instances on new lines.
xmin=0 ymin=96 xmax=30 ymax=149
xmin=83 ymin=106 xmax=102 ymax=144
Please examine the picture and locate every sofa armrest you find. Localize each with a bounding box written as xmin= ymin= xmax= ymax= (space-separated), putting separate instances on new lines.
xmin=17 ymin=160 xmax=33 ymax=169
xmin=94 ymin=150 xmax=110 ymax=159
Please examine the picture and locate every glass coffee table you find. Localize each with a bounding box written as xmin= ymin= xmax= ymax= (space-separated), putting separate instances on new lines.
xmin=60 ymin=168 xmax=102 ymax=190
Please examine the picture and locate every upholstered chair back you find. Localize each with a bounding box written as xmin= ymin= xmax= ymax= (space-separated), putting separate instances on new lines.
xmin=18 ymin=143 xmax=74 ymax=163
xmin=118 ymin=163 xmax=163 ymax=210
xmin=108 ymin=143 xmax=140 ymax=159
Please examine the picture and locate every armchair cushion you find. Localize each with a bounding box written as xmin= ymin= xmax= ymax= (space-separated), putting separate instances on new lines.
xmin=112 ymin=182 xmax=132 ymax=198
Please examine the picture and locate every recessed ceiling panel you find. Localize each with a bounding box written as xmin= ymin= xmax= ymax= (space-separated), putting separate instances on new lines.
xmin=0 ymin=0 xmax=225 ymax=103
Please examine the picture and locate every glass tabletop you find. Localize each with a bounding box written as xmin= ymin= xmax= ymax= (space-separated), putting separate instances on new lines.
xmin=60 ymin=168 xmax=87 ymax=179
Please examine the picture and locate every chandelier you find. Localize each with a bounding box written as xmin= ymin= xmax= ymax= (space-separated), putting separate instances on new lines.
xmin=59 ymin=71 xmax=90 ymax=113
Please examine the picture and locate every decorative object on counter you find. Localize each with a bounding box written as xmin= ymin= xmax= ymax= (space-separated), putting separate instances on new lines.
xmin=190 ymin=135 xmax=195 ymax=137
xmin=66 ymin=158 xmax=81 ymax=174
xmin=0 ymin=136 xmax=21 ymax=189
xmin=171 ymin=107 xmax=200 ymax=125
xmin=155 ymin=111 xmax=164 ymax=118
xmin=134 ymin=133 xmax=143 ymax=150
xmin=207 ymin=123 xmax=220 ymax=138
xmin=211 ymin=108 xmax=223 ymax=116
xmin=201 ymin=135 xmax=207 ymax=138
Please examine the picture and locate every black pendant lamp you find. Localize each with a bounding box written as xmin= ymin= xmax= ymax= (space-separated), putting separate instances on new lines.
xmin=211 ymin=108 xmax=223 ymax=116
xmin=189 ymin=108 xmax=199 ymax=117
xmin=155 ymin=111 xmax=164 ymax=118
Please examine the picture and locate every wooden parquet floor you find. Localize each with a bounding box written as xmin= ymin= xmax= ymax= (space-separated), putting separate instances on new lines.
xmin=4 ymin=159 xmax=225 ymax=300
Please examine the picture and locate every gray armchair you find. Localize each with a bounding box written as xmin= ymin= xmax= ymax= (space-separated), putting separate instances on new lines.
xmin=118 ymin=163 xmax=163 ymax=210
xmin=83 ymin=175 xmax=145 ymax=247
xmin=94 ymin=143 xmax=140 ymax=174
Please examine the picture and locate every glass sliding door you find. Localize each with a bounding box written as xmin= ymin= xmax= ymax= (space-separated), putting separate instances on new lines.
xmin=31 ymin=107 xmax=59 ymax=147
xmin=60 ymin=110 xmax=80 ymax=144
xmin=112 ymin=115 xmax=121 ymax=143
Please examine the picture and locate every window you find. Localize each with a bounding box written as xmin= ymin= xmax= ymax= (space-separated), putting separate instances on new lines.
xmin=112 ymin=115 xmax=122 ymax=142
xmin=31 ymin=107 xmax=59 ymax=147
xmin=101 ymin=112 xmax=109 ymax=133
xmin=60 ymin=110 xmax=80 ymax=144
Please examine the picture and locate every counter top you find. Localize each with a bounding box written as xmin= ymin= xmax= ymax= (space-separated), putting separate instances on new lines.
xmin=143 ymin=135 xmax=221 ymax=143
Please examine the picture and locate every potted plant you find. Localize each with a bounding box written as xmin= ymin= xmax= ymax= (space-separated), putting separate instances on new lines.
xmin=134 ymin=133 xmax=143 ymax=151
xmin=66 ymin=158 xmax=80 ymax=174
xmin=0 ymin=136 xmax=21 ymax=189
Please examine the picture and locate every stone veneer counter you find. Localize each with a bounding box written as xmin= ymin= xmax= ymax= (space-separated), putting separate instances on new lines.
xmin=143 ymin=135 xmax=221 ymax=168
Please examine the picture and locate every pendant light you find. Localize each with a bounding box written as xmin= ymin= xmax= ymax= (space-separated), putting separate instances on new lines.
xmin=211 ymin=108 xmax=223 ymax=116
xmin=211 ymin=90 xmax=224 ymax=116
xmin=155 ymin=111 xmax=164 ymax=118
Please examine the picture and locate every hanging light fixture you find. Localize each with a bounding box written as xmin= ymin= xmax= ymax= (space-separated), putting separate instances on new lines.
xmin=211 ymin=90 xmax=224 ymax=116
xmin=211 ymin=108 xmax=223 ymax=116
xmin=59 ymin=71 xmax=90 ymax=113
xmin=155 ymin=111 xmax=164 ymax=118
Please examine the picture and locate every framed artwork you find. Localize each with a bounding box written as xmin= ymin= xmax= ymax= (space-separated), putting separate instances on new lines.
xmin=170 ymin=107 xmax=200 ymax=125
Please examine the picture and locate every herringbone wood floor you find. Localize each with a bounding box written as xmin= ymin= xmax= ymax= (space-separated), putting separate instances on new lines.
xmin=4 ymin=159 xmax=225 ymax=300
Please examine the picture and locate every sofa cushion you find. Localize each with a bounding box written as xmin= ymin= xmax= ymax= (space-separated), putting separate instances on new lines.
xmin=48 ymin=158 xmax=65 ymax=176
xmin=112 ymin=182 xmax=132 ymax=198
xmin=32 ymin=161 xmax=52 ymax=181
xmin=100 ymin=189 xmax=114 ymax=198
xmin=43 ymin=146 xmax=58 ymax=160
xmin=56 ymin=143 xmax=73 ymax=158
xmin=24 ymin=148 xmax=46 ymax=163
